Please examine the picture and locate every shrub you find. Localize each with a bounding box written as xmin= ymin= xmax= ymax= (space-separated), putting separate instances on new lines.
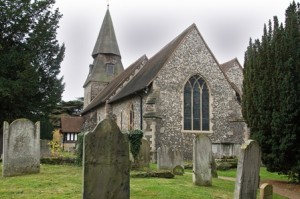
xmin=127 ymin=129 xmax=143 ymax=162
xmin=75 ymin=132 xmax=85 ymax=166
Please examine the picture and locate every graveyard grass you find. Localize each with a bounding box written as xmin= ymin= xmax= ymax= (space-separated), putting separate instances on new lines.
xmin=0 ymin=164 xmax=288 ymax=199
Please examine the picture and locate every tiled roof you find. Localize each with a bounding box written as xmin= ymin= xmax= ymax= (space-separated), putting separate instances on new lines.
xmin=61 ymin=116 xmax=83 ymax=133
xmin=220 ymin=58 xmax=243 ymax=73
xmin=110 ymin=24 xmax=196 ymax=103
xmin=220 ymin=58 xmax=243 ymax=96
xmin=82 ymin=55 xmax=148 ymax=114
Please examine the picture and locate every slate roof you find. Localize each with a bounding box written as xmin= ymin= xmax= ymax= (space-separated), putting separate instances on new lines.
xmin=92 ymin=9 xmax=121 ymax=58
xmin=82 ymin=55 xmax=148 ymax=114
xmin=110 ymin=24 xmax=196 ymax=103
xmin=61 ymin=117 xmax=83 ymax=133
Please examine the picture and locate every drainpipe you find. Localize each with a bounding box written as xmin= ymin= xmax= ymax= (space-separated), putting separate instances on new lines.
xmin=140 ymin=95 xmax=143 ymax=130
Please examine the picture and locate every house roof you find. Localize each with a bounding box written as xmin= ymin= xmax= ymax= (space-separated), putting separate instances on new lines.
xmin=110 ymin=24 xmax=196 ymax=103
xmin=92 ymin=8 xmax=121 ymax=58
xmin=82 ymin=55 xmax=148 ymax=114
xmin=61 ymin=117 xmax=83 ymax=133
xmin=220 ymin=58 xmax=243 ymax=96
xmin=220 ymin=58 xmax=243 ymax=73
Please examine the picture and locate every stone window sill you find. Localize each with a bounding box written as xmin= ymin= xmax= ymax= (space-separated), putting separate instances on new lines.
xmin=181 ymin=130 xmax=213 ymax=134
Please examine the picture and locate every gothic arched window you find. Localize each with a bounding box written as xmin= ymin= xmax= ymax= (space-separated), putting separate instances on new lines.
xmin=183 ymin=75 xmax=210 ymax=131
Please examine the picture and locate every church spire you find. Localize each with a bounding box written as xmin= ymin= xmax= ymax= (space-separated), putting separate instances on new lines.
xmin=92 ymin=8 xmax=121 ymax=58
xmin=83 ymin=7 xmax=124 ymax=108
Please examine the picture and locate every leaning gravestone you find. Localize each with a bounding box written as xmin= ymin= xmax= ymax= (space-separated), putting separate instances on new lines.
xmin=234 ymin=140 xmax=261 ymax=199
xmin=3 ymin=118 xmax=40 ymax=177
xmin=83 ymin=119 xmax=129 ymax=199
xmin=157 ymin=145 xmax=183 ymax=170
xmin=193 ymin=134 xmax=212 ymax=186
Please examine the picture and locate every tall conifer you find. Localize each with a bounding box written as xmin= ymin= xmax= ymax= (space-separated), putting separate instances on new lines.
xmin=0 ymin=0 xmax=65 ymax=124
xmin=243 ymin=1 xmax=300 ymax=182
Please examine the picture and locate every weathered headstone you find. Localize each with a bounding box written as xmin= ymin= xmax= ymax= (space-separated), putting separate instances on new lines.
xmin=260 ymin=183 xmax=273 ymax=199
xmin=83 ymin=119 xmax=129 ymax=199
xmin=157 ymin=144 xmax=183 ymax=170
xmin=193 ymin=134 xmax=212 ymax=186
xmin=172 ymin=165 xmax=184 ymax=175
xmin=3 ymin=118 xmax=40 ymax=177
xmin=234 ymin=140 xmax=261 ymax=199
xmin=40 ymin=139 xmax=51 ymax=158
xmin=211 ymin=155 xmax=218 ymax=178
xmin=137 ymin=139 xmax=151 ymax=168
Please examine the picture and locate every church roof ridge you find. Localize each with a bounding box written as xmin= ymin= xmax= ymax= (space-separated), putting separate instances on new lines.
xmin=92 ymin=8 xmax=121 ymax=58
xmin=110 ymin=24 xmax=196 ymax=103
xmin=82 ymin=55 xmax=148 ymax=114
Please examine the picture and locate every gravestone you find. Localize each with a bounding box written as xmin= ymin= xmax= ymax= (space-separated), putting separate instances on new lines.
xmin=137 ymin=139 xmax=151 ymax=168
xmin=40 ymin=139 xmax=51 ymax=158
xmin=211 ymin=155 xmax=218 ymax=178
xmin=260 ymin=183 xmax=273 ymax=199
xmin=83 ymin=119 xmax=129 ymax=199
xmin=172 ymin=165 xmax=184 ymax=175
xmin=193 ymin=134 xmax=212 ymax=186
xmin=234 ymin=140 xmax=261 ymax=199
xmin=157 ymin=144 xmax=183 ymax=170
xmin=3 ymin=118 xmax=40 ymax=177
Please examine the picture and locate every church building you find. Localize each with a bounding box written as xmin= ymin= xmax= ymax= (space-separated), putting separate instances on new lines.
xmin=81 ymin=8 xmax=245 ymax=161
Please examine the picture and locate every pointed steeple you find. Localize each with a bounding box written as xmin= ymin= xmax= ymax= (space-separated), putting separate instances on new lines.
xmin=92 ymin=9 xmax=121 ymax=58
xmin=83 ymin=8 xmax=124 ymax=108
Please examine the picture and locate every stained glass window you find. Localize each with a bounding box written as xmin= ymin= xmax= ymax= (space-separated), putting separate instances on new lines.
xmin=183 ymin=75 xmax=210 ymax=131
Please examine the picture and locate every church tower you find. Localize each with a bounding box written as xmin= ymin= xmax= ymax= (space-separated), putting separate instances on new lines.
xmin=83 ymin=8 xmax=124 ymax=108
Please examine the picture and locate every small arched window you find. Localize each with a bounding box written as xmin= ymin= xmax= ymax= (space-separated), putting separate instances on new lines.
xmin=106 ymin=63 xmax=114 ymax=75
xmin=183 ymin=75 xmax=210 ymax=131
xmin=129 ymin=104 xmax=134 ymax=130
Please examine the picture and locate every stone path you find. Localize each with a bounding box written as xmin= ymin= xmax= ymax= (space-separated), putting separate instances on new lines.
xmin=218 ymin=176 xmax=300 ymax=199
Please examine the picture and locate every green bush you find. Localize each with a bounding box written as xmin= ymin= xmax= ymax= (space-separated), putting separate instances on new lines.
xmin=127 ymin=129 xmax=143 ymax=161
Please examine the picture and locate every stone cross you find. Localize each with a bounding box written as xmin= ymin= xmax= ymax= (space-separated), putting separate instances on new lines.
xmin=83 ymin=119 xmax=129 ymax=199
xmin=234 ymin=140 xmax=261 ymax=199
xmin=193 ymin=134 xmax=212 ymax=186
xmin=3 ymin=118 xmax=40 ymax=177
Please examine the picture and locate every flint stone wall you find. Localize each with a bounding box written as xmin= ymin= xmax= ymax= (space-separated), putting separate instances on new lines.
xmin=152 ymin=28 xmax=245 ymax=160
xmin=3 ymin=119 xmax=40 ymax=177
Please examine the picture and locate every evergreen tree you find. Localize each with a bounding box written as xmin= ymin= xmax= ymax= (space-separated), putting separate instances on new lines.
xmin=0 ymin=0 xmax=65 ymax=125
xmin=242 ymin=1 xmax=300 ymax=182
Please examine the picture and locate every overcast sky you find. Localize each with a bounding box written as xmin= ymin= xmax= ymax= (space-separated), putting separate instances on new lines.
xmin=55 ymin=0 xmax=293 ymax=101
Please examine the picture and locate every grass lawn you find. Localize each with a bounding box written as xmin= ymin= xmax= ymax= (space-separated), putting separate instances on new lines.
xmin=217 ymin=167 xmax=289 ymax=181
xmin=0 ymin=164 xmax=288 ymax=199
